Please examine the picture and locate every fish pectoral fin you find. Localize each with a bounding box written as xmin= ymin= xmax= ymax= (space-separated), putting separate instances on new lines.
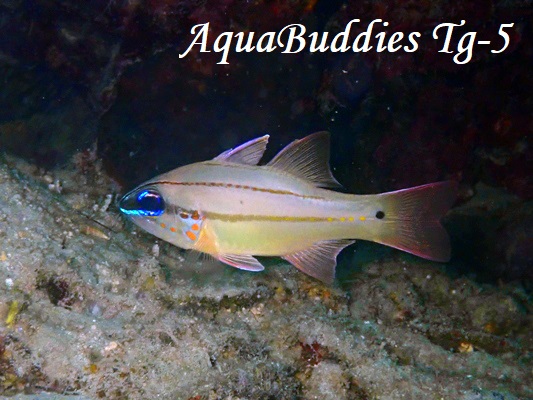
xmin=283 ymin=239 xmax=355 ymax=284
xmin=217 ymin=253 xmax=265 ymax=272
xmin=266 ymin=131 xmax=342 ymax=189
xmin=183 ymin=249 xmax=220 ymax=268
xmin=213 ymin=135 xmax=270 ymax=165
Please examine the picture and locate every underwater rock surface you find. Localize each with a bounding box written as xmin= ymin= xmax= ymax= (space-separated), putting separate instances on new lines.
xmin=0 ymin=155 xmax=531 ymax=398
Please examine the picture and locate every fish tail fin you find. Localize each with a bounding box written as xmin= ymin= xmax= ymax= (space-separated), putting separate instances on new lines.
xmin=373 ymin=181 xmax=458 ymax=261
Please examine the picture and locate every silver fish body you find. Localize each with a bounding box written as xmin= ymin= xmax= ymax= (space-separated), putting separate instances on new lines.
xmin=120 ymin=132 xmax=457 ymax=283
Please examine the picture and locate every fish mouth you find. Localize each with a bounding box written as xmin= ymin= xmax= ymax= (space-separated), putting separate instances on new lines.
xmin=119 ymin=188 xmax=166 ymax=217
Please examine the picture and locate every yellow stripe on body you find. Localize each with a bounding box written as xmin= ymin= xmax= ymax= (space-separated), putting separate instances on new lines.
xmin=147 ymin=178 xmax=372 ymax=255
xmin=152 ymin=182 xmax=369 ymax=224
xmin=202 ymin=212 xmax=365 ymax=223
xmin=203 ymin=211 xmax=369 ymax=256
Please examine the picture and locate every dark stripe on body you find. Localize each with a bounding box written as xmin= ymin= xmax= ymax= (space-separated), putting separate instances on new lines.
xmin=143 ymin=180 xmax=325 ymax=200
xmin=143 ymin=180 xmax=345 ymax=223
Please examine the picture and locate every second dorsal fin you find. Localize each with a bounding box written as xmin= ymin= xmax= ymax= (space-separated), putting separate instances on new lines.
xmin=214 ymin=135 xmax=269 ymax=165
xmin=266 ymin=132 xmax=342 ymax=188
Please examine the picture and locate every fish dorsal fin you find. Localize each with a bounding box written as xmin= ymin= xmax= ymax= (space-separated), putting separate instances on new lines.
xmin=283 ymin=239 xmax=355 ymax=284
xmin=213 ymin=135 xmax=270 ymax=165
xmin=266 ymin=131 xmax=342 ymax=188
xmin=217 ymin=253 xmax=265 ymax=272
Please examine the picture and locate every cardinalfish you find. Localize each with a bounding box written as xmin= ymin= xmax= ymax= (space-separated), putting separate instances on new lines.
xmin=119 ymin=132 xmax=457 ymax=283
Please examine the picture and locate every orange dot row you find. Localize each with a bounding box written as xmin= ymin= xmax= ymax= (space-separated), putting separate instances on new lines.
xmin=159 ymin=221 xmax=200 ymax=241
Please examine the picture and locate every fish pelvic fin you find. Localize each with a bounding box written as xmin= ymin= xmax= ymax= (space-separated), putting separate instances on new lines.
xmin=283 ymin=239 xmax=355 ymax=284
xmin=267 ymin=131 xmax=342 ymax=189
xmin=214 ymin=134 xmax=269 ymax=165
xmin=373 ymin=181 xmax=458 ymax=262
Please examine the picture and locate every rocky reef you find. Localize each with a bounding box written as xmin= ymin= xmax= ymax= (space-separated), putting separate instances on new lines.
xmin=0 ymin=151 xmax=530 ymax=399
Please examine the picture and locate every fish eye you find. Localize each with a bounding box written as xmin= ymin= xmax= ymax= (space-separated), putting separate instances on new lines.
xmin=136 ymin=190 xmax=165 ymax=216
xmin=119 ymin=188 xmax=165 ymax=217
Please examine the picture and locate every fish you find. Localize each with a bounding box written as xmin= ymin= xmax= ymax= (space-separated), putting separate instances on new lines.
xmin=119 ymin=132 xmax=457 ymax=283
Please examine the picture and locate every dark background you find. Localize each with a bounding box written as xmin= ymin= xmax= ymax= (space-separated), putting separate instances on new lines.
xmin=0 ymin=0 xmax=531 ymax=283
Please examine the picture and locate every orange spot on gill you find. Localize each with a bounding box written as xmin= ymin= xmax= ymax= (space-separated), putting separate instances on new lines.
xmin=191 ymin=223 xmax=200 ymax=231
xmin=186 ymin=231 xmax=197 ymax=241
xmin=170 ymin=227 xmax=177 ymax=233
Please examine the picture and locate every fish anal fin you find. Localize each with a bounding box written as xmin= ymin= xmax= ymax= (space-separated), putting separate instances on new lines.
xmin=283 ymin=239 xmax=355 ymax=284
xmin=266 ymin=131 xmax=342 ymax=189
xmin=218 ymin=253 xmax=265 ymax=272
xmin=214 ymin=135 xmax=269 ymax=165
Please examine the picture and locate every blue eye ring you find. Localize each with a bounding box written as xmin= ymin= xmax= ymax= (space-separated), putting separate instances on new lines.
xmin=119 ymin=188 xmax=165 ymax=217
xmin=136 ymin=189 xmax=165 ymax=216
